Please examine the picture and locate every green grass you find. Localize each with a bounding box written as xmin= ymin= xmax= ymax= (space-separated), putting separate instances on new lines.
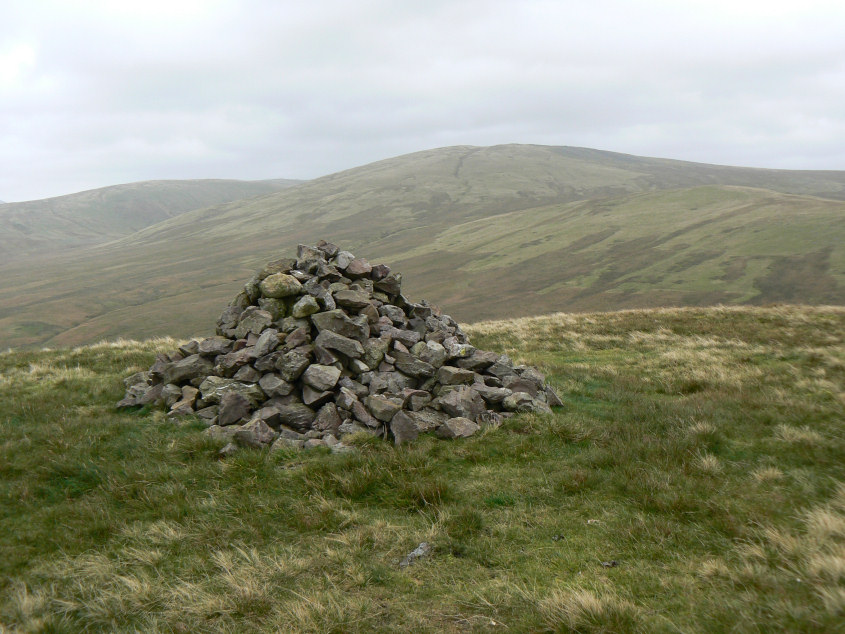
xmin=2 ymin=144 xmax=845 ymax=350
xmin=1 ymin=306 xmax=844 ymax=632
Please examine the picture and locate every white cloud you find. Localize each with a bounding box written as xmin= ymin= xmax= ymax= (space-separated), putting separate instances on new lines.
xmin=1 ymin=0 xmax=844 ymax=201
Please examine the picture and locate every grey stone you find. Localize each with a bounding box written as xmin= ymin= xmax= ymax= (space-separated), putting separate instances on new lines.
xmin=199 ymin=377 xmax=265 ymax=406
xmin=502 ymin=376 xmax=540 ymax=398
xmin=472 ymin=383 xmax=512 ymax=405
xmin=344 ymin=257 xmax=372 ymax=277
xmin=314 ymin=329 xmax=364 ymax=359
xmin=370 ymin=263 xmax=390 ymax=281
xmin=348 ymin=358 xmax=371 ymax=374
xmin=545 ymin=385 xmax=564 ymax=408
xmin=455 ymin=350 xmax=499 ymax=371
xmin=436 ymin=417 xmax=480 ymax=439
xmin=178 ymin=340 xmax=199 ymax=357
xmin=252 ymin=328 xmax=280 ymax=358
xmin=336 ymin=386 xmax=359 ymax=410
xmin=195 ymin=406 xmax=219 ymax=422
xmin=313 ymin=345 xmax=339 ymax=365
xmin=408 ymin=408 xmax=449 ymax=432
xmin=359 ymin=303 xmax=380 ymax=324
xmin=260 ymin=257 xmax=296 ymax=278
xmin=436 ymin=366 xmax=475 ymax=385
xmin=216 ymin=348 xmax=252 ymax=376
xmin=311 ymin=309 xmax=369 ymax=341
xmin=393 ymin=351 xmax=435 ymax=378
xmin=279 ymin=316 xmax=310 ymax=333
xmin=399 ymin=542 xmax=432 ymax=568
xmin=291 ymin=294 xmax=320 ymax=318
xmin=368 ymin=371 xmax=416 ymax=394
xmin=205 ymin=425 xmax=237 ymax=441
xmin=275 ymin=402 xmax=316 ymax=431
xmin=297 ymin=243 xmax=326 ymax=262
xmin=258 ymin=373 xmax=294 ymax=398
xmin=235 ymin=307 xmax=274 ymax=339
xmin=339 ymin=377 xmax=369 ymax=398
xmin=444 ymin=340 xmax=475 ymax=360
xmin=259 ymin=273 xmax=302 ymax=298
xmin=352 ymin=400 xmax=380 ymax=428
xmin=302 ymin=364 xmax=342 ymax=391
xmin=217 ymin=305 xmax=243 ymax=332
xmin=169 ymin=385 xmax=199 ymax=416
xmin=502 ymin=391 xmax=538 ymax=413
xmin=254 ymin=351 xmax=283 ymax=372
xmin=163 ymin=354 xmax=214 ymax=385
xmin=282 ymin=326 xmax=310 ymax=350
xmin=160 ymin=383 xmax=182 ymax=408
xmin=438 ymin=386 xmax=485 ymax=421
xmin=390 ymin=411 xmax=419 ymax=445
xmin=333 ymin=250 xmax=355 ymax=269
xmin=417 ymin=341 xmax=447 ymax=368
xmin=304 ymin=438 xmax=327 ymax=449
xmin=313 ymin=403 xmax=342 ymax=431
xmin=275 ymin=351 xmax=311 ymax=381
xmin=122 ymin=370 xmax=149 ymax=389
xmin=519 ymin=367 xmax=546 ymax=386
xmin=219 ymin=442 xmax=240 ymax=457
xmin=386 ymin=327 xmax=422 ymax=348
xmin=337 ymin=421 xmax=370 ymax=437
xmin=365 ymin=394 xmax=403 ymax=422
xmin=315 ymin=239 xmax=339 ymax=257
xmin=198 ymin=336 xmax=233 ymax=357
xmin=334 ymin=289 xmax=372 ymax=310
xmin=234 ymin=419 xmax=276 ymax=448
xmin=401 ymin=388 xmax=432 ymax=411
xmin=379 ymin=304 xmax=408 ymax=326
xmin=271 ymin=437 xmax=305 ymax=450
xmin=374 ymin=272 xmax=402 ymax=295
xmin=258 ymin=297 xmax=287 ymax=320
xmin=218 ymin=392 xmax=252 ymax=426
xmin=486 ymin=356 xmax=515 ymax=379
xmin=232 ymin=365 xmax=261 ymax=383
xmin=302 ymin=385 xmax=334 ymax=408
xmin=277 ymin=426 xmax=304 ymax=440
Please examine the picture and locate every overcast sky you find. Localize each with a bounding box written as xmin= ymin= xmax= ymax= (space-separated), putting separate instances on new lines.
xmin=1 ymin=0 xmax=844 ymax=201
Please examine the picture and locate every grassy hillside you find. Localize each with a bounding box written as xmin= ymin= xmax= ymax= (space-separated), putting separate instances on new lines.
xmin=1 ymin=306 xmax=843 ymax=632
xmin=1 ymin=144 xmax=843 ymax=350
xmin=0 ymin=178 xmax=301 ymax=263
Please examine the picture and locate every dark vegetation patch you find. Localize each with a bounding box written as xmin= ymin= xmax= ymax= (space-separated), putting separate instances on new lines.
xmin=753 ymin=248 xmax=845 ymax=305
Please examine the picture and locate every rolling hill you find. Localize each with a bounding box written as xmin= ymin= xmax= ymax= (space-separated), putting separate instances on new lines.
xmin=0 ymin=178 xmax=301 ymax=263
xmin=1 ymin=144 xmax=843 ymax=349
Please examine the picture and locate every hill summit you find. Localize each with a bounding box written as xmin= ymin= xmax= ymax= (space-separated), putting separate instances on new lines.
xmin=118 ymin=241 xmax=562 ymax=452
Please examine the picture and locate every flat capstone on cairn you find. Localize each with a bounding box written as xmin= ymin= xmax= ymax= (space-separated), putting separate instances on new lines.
xmin=118 ymin=241 xmax=563 ymax=454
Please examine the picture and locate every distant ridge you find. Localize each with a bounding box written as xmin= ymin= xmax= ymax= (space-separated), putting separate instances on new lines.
xmin=1 ymin=143 xmax=843 ymax=349
xmin=0 ymin=178 xmax=302 ymax=262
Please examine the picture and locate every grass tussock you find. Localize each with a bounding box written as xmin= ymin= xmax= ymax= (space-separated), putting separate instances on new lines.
xmin=1 ymin=305 xmax=844 ymax=632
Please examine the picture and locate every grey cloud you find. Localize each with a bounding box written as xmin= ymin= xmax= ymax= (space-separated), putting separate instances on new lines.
xmin=1 ymin=0 xmax=844 ymax=201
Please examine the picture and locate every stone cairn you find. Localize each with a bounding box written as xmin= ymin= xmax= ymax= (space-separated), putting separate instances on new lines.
xmin=118 ymin=241 xmax=562 ymax=453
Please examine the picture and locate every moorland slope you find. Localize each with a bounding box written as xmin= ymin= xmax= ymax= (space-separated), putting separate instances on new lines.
xmin=1 ymin=145 xmax=843 ymax=349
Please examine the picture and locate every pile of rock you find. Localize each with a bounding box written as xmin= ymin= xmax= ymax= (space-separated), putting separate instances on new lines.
xmin=118 ymin=241 xmax=562 ymax=453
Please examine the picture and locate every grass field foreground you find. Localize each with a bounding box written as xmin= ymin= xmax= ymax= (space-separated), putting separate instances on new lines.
xmin=1 ymin=305 xmax=844 ymax=632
